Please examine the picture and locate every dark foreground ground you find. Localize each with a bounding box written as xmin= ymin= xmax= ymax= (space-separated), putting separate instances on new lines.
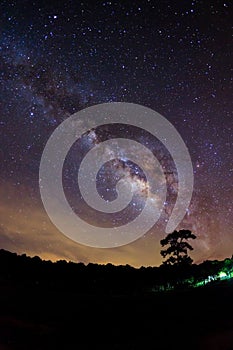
xmin=1 ymin=279 xmax=233 ymax=350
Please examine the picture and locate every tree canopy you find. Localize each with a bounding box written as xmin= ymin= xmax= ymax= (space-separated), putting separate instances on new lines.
xmin=160 ymin=230 xmax=197 ymax=266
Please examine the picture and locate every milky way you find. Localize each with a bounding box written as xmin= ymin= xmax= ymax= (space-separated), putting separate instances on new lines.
xmin=0 ymin=1 xmax=232 ymax=266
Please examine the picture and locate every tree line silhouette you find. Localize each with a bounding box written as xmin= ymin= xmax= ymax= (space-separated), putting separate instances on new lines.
xmin=0 ymin=231 xmax=232 ymax=295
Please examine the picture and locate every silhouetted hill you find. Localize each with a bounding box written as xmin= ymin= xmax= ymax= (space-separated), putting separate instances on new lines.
xmin=1 ymin=249 xmax=233 ymax=349
xmin=0 ymin=249 xmax=232 ymax=293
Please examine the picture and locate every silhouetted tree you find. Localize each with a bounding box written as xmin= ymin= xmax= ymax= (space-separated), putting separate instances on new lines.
xmin=160 ymin=230 xmax=196 ymax=266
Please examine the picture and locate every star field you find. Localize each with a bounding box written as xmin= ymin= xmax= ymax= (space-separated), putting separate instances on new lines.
xmin=0 ymin=0 xmax=232 ymax=266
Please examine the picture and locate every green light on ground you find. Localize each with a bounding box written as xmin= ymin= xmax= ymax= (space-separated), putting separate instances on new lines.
xmin=219 ymin=271 xmax=228 ymax=279
xmin=195 ymin=281 xmax=205 ymax=287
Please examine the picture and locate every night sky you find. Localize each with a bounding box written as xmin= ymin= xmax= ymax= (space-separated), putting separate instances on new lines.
xmin=0 ymin=0 xmax=232 ymax=267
